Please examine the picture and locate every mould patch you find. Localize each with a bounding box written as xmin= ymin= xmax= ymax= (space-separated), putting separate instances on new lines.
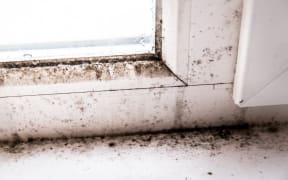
xmin=0 ymin=61 xmax=173 ymax=86
xmin=1 ymin=123 xmax=287 ymax=156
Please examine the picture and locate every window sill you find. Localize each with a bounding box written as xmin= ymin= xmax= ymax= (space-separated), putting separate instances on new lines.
xmin=0 ymin=59 xmax=184 ymax=98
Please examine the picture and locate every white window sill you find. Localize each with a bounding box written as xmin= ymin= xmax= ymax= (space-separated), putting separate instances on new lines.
xmin=0 ymin=60 xmax=184 ymax=98
xmin=0 ymin=124 xmax=287 ymax=180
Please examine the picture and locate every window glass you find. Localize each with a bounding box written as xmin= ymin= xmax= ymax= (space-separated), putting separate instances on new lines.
xmin=0 ymin=0 xmax=156 ymax=61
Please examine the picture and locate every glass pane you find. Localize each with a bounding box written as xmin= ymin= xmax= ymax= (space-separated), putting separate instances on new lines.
xmin=0 ymin=0 xmax=156 ymax=61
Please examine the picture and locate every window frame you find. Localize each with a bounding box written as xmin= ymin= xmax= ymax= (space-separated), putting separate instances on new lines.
xmin=0 ymin=0 xmax=162 ymax=66
xmin=0 ymin=0 xmax=189 ymax=98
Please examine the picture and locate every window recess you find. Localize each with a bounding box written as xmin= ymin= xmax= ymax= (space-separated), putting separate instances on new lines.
xmin=0 ymin=0 xmax=157 ymax=62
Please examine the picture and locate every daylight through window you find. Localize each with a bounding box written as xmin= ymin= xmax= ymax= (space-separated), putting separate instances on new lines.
xmin=0 ymin=0 xmax=156 ymax=62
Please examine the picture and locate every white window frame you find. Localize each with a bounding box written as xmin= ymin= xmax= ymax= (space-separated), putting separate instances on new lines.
xmin=233 ymin=0 xmax=288 ymax=107
xmin=0 ymin=0 xmax=157 ymax=62
xmin=0 ymin=0 xmax=189 ymax=98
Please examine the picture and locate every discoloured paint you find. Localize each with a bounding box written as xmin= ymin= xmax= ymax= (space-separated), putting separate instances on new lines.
xmin=0 ymin=79 xmax=285 ymax=142
xmin=189 ymin=46 xmax=234 ymax=81
xmin=0 ymin=123 xmax=283 ymax=154
xmin=0 ymin=54 xmax=159 ymax=68
xmin=0 ymin=84 xmax=243 ymax=142
xmin=155 ymin=0 xmax=163 ymax=58
xmin=188 ymin=0 xmax=243 ymax=85
xmin=162 ymin=0 xmax=243 ymax=85
xmin=0 ymin=86 xmax=178 ymax=141
xmin=0 ymin=59 xmax=184 ymax=97
xmin=0 ymin=61 xmax=172 ymax=86
xmin=0 ymin=0 xmax=287 ymax=143
xmin=0 ymin=123 xmax=288 ymax=179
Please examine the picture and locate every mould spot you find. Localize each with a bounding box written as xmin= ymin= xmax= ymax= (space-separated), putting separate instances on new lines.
xmin=12 ymin=133 xmax=22 ymax=142
xmin=95 ymin=68 xmax=103 ymax=79
xmin=226 ymin=46 xmax=233 ymax=51
xmin=108 ymin=142 xmax=116 ymax=147
xmin=267 ymin=126 xmax=279 ymax=133
xmin=0 ymin=78 xmax=4 ymax=85
xmin=134 ymin=64 xmax=142 ymax=75
xmin=217 ymin=129 xmax=232 ymax=140
xmin=196 ymin=60 xmax=202 ymax=65
xmin=79 ymin=107 xmax=85 ymax=112
xmin=233 ymin=10 xmax=241 ymax=20
xmin=180 ymin=134 xmax=186 ymax=139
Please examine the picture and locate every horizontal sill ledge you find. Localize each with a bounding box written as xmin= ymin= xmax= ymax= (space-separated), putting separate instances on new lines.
xmin=0 ymin=60 xmax=184 ymax=98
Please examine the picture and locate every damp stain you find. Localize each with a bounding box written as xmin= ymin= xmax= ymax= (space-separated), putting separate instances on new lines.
xmin=0 ymin=123 xmax=287 ymax=156
xmin=0 ymin=61 xmax=173 ymax=86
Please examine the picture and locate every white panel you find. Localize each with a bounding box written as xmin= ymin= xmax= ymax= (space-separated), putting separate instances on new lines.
xmin=162 ymin=0 xmax=191 ymax=83
xmin=234 ymin=0 xmax=288 ymax=107
xmin=242 ymin=71 xmax=288 ymax=106
xmin=188 ymin=0 xmax=242 ymax=85
xmin=0 ymin=84 xmax=242 ymax=141
xmin=162 ymin=0 xmax=242 ymax=85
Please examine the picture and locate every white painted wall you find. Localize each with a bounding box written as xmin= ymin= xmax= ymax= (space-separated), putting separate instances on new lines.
xmin=0 ymin=0 xmax=287 ymax=141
